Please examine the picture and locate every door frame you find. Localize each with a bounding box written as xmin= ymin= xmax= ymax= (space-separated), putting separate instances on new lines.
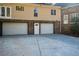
xmin=34 ymin=23 xmax=40 ymax=34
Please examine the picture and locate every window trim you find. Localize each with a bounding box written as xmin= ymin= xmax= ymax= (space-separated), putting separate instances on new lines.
xmin=63 ymin=14 xmax=68 ymax=24
xmin=16 ymin=6 xmax=24 ymax=11
xmin=54 ymin=10 xmax=56 ymax=15
xmin=0 ymin=6 xmax=11 ymax=18
xmin=51 ymin=9 xmax=56 ymax=15
xmin=1 ymin=7 xmax=5 ymax=16
xmin=51 ymin=10 xmax=53 ymax=15
xmin=34 ymin=8 xmax=38 ymax=17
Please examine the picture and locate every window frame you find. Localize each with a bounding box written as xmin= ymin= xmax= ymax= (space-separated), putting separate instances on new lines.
xmin=70 ymin=13 xmax=79 ymax=24
xmin=51 ymin=10 xmax=54 ymax=15
xmin=63 ymin=14 xmax=69 ymax=24
xmin=1 ymin=7 xmax=5 ymax=16
xmin=7 ymin=7 xmax=11 ymax=17
xmin=34 ymin=8 xmax=38 ymax=17
xmin=51 ymin=9 xmax=56 ymax=15
xmin=16 ymin=6 xmax=24 ymax=11
xmin=0 ymin=6 xmax=11 ymax=18
xmin=54 ymin=10 xmax=56 ymax=15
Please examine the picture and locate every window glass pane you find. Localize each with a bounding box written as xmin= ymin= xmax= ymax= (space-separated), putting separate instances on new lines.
xmin=78 ymin=13 xmax=79 ymax=16
xmin=16 ymin=6 xmax=24 ymax=11
xmin=51 ymin=10 xmax=54 ymax=15
xmin=63 ymin=15 xmax=68 ymax=24
xmin=7 ymin=7 xmax=10 ymax=17
xmin=54 ymin=10 xmax=56 ymax=15
xmin=70 ymin=14 xmax=72 ymax=20
xmin=16 ymin=6 xmax=18 ymax=10
xmin=70 ymin=13 xmax=75 ymax=20
xmin=51 ymin=10 xmax=56 ymax=15
xmin=76 ymin=13 xmax=79 ymax=17
xmin=1 ymin=7 xmax=5 ymax=16
xmin=74 ymin=13 xmax=76 ymax=17
xmin=64 ymin=15 xmax=68 ymax=20
xmin=72 ymin=13 xmax=77 ymax=21
xmin=34 ymin=13 xmax=38 ymax=17
xmin=34 ymin=8 xmax=38 ymax=17
xmin=34 ymin=8 xmax=38 ymax=13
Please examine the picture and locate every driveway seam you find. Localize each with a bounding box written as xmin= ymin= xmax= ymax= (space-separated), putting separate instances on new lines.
xmin=35 ymin=37 xmax=42 ymax=56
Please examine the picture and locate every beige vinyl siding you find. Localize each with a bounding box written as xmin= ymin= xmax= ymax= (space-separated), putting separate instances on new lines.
xmin=0 ymin=3 xmax=61 ymax=21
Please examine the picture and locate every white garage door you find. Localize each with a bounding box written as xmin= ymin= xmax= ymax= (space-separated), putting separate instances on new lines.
xmin=3 ymin=23 xmax=28 ymax=35
xmin=41 ymin=23 xmax=53 ymax=34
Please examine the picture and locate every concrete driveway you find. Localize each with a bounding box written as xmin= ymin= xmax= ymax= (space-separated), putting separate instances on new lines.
xmin=0 ymin=34 xmax=79 ymax=56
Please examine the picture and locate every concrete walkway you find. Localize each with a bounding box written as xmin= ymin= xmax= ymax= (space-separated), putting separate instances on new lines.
xmin=0 ymin=34 xmax=79 ymax=56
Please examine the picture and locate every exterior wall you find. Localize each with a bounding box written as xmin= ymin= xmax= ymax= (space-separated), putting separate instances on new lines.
xmin=28 ymin=21 xmax=34 ymax=34
xmin=54 ymin=21 xmax=61 ymax=34
xmin=0 ymin=19 xmax=61 ymax=35
xmin=61 ymin=10 xmax=71 ymax=34
xmin=29 ymin=21 xmax=60 ymax=34
xmin=0 ymin=3 xmax=61 ymax=35
xmin=0 ymin=3 xmax=61 ymax=21
xmin=61 ymin=6 xmax=79 ymax=34
xmin=61 ymin=24 xmax=71 ymax=34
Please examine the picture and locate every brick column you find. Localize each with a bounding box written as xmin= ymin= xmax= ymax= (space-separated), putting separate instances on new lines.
xmin=28 ymin=21 xmax=34 ymax=35
xmin=54 ymin=21 xmax=60 ymax=34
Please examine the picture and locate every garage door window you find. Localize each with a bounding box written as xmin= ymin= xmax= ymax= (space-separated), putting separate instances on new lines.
xmin=0 ymin=6 xmax=11 ymax=18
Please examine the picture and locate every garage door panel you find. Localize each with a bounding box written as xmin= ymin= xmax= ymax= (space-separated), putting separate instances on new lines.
xmin=41 ymin=23 xmax=53 ymax=34
xmin=3 ymin=23 xmax=28 ymax=35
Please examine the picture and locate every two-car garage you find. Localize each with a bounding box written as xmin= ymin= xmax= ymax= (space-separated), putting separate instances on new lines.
xmin=2 ymin=22 xmax=54 ymax=35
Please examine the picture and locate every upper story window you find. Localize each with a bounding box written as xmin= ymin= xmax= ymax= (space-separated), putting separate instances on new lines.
xmin=70 ymin=13 xmax=79 ymax=24
xmin=70 ymin=13 xmax=79 ymax=20
xmin=34 ymin=8 xmax=38 ymax=17
xmin=51 ymin=10 xmax=56 ymax=15
xmin=1 ymin=7 xmax=5 ymax=16
xmin=0 ymin=6 xmax=11 ymax=18
xmin=7 ymin=7 xmax=10 ymax=17
xmin=16 ymin=6 xmax=24 ymax=11
xmin=63 ymin=15 xmax=68 ymax=24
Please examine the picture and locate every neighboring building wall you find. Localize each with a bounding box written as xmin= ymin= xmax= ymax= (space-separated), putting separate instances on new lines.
xmin=62 ymin=5 xmax=79 ymax=34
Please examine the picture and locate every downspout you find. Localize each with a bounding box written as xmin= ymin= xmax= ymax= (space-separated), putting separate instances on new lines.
xmin=60 ymin=8 xmax=62 ymax=33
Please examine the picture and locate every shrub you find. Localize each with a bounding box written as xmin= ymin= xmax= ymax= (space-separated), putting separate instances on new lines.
xmin=71 ymin=17 xmax=79 ymax=35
